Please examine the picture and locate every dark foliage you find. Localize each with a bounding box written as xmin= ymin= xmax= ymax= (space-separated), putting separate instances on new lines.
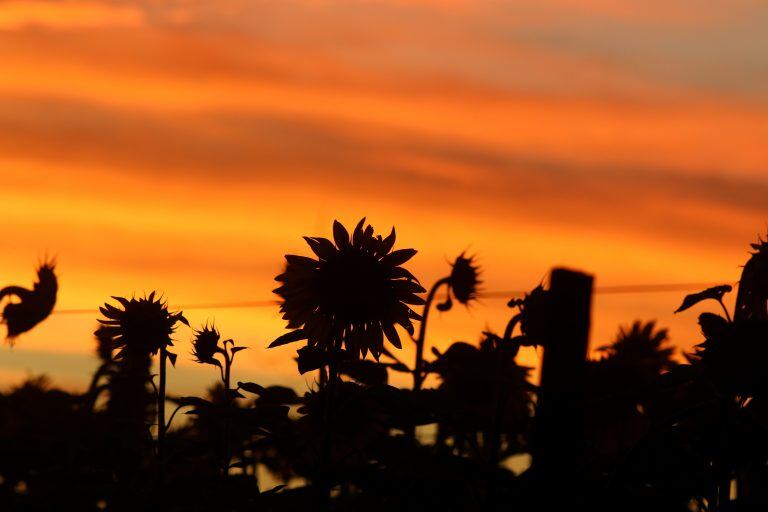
xmin=0 ymin=227 xmax=766 ymax=512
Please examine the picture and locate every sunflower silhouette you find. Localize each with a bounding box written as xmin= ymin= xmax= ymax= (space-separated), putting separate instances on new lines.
xmin=97 ymin=292 xmax=188 ymax=361
xmin=735 ymin=234 xmax=768 ymax=321
xmin=435 ymin=253 xmax=482 ymax=312
xmin=448 ymin=253 xmax=481 ymax=304
xmin=270 ymin=218 xmax=424 ymax=359
xmin=0 ymin=260 xmax=58 ymax=342
xmin=192 ymin=323 xmax=224 ymax=367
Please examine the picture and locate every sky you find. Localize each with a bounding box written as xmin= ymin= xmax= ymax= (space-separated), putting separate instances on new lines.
xmin=0 ymin=0 xmax=765 ymax=394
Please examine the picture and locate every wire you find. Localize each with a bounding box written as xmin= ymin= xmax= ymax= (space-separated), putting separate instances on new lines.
xmin=53 ymin=300 xmax=278 ymax=315
xmin=483 ymin=282 xmax=737 ymax=298
xmin=49 ymin=281 xmax=737 ymax=315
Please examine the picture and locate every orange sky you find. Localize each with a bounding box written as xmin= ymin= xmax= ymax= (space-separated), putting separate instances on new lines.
xmin=0 ymin=0 xmax=766 ymax=394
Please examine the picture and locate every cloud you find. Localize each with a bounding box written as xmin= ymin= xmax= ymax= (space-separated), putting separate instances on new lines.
xmin=0 ymin=0 xmax=765 ymax=390
xmin=0 ymin=1 xmax=145 ymax=30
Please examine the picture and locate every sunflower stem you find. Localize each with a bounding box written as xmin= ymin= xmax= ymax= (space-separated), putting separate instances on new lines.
xmin=317 ymin=351 xmax=340 ymax=505
xmin=222 ymin=349 xmax=232 ymax=478
xmin=413 ymin=277 xmax=450 ymax=392
xmin=407 ymin=277 xmax=449 ymax=442
xmin=157 ymin=345 xmax=167 ymax=485
xmin=717 ymin=299 xmax=733 ymax=323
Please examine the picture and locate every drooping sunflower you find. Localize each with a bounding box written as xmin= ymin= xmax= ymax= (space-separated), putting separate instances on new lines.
xmin=192 ymin=323 xmax=224 ymax=367
xmin=507 ymin=284 xmax=549 ymax=346
xmin=448 ymin=253 xmax=481 ymax=305
xmin=0 ymin=260 xmax=58 ymax=343
xmin=434 ymin=253 xmax=481 ymax=312
xmin=270 ymin=218 xmax=425 ymax=359
xmin=97 ymin=292 xmax=188 ymax=362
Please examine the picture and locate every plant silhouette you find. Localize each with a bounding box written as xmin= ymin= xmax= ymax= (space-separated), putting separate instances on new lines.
xmin=0 ymin=260 xmax=57 ymax=342
xmin=0 ymin=228 xmax=767 ymax=511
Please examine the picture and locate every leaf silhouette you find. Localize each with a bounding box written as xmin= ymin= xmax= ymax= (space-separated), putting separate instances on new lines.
xmin=237 ymin=381 xmax=266 ymax=395
xmin=674 ymin=284 xmax=732 ymax=313
xmin=340 ymin=359 xmax=388 ymax=386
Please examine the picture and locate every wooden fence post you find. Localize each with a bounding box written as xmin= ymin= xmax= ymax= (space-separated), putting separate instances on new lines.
xmin=531 ymin=267 xmax=594 ymax=477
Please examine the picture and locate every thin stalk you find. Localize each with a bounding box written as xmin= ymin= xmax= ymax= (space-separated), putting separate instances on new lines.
xmin=165 ymin=404 xmax=188 ymax=432
xmin=318 ymin=352 xmax=339 ymax=506
xmin=224 ymin=354 xmax=231 ymax=398
xmin=407 ymin=277 xmax=449 ymax=443
xmin=717 ymin=299 xmax=733 ymax=323
xmin=486 ymin=383 xmax=509 ymax=508
xmin=222 ymin=348 xmax=232 ymax=477
xmin=503 ymin=314 xmax=521 ymax=342
xmin=157 ymin=345 xmax=167 ymax=484
xmin=413 ymin=277 xmax=450 ymax=392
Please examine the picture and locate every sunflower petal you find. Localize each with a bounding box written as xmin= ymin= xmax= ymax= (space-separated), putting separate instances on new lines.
xmin=371 ymin=322 xmax=384 ymax=359
xmin=333 ymin=220 xmax=351 ymax=250
xmin=382 ymin=322 xmax=402 ymax=349
xmin=401 ymin=293 xmax=426 ymax=306
xmin=303 ymin=237 xmax=337 ymax=261
xmin=398 ymin=318 xmax=415 ymax=336
xmin=392 ymin=280 xmax=426 ymax=294
xmin=269 ymin=329 xmax=308 ymax=348
xmin=378 ymin=227 xmax=396 ymax=257
xmin=352 ymin=218 xmax=366 ymax=247
xmin=285 ymin=255 xmax=318 ymax=268
xmin=112 ymin=296 xmax=130 ymax=308
xmin=389 ymin=267 xmax=419 ymax=282
xmin=381 ymin=248 xmax=417 ymax=266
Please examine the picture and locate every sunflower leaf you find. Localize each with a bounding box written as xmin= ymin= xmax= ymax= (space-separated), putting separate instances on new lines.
xmin=257 ymin=386 xmax=300 ymax=405
xmin=296 ymin=346 xmax=328 ymax=374
xmin=340 ymin=359 xmax=388 ymax=386
xmin=175 ymin=396 xmax=213 ymax=409
xmin=674 ymin=285 xmax=733 ymax=314
xmin=238 ymin=381 xmax=266 ymax=395
xmin=698 ymin=312 xmax=729 ymax=339
xmin=227 ymin=389 xmax=246 ymax=400
xmin=385 ymin=362 xmax=410 ymax=372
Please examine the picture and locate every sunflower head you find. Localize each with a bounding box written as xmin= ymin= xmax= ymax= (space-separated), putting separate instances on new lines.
xmin=34 ymin=259 xmax=57 ymax=291
xmin=94 ymin=325 xmax=115 ymax=363
xmin=507 ymin=284 xmax=549 ymax=346
xmin=448 ymin=253 xmax=481 ymax=305
xmin=736 ymin=233 xmax=768 ymax=321
xmin=97 ymin=292 xmax=188 ymax=360
xmin=270 ymin=218 xmax=425 ymax=359
xmin=1 ymin=259 xmax=59 ymax=343
xmin=192 ymin=323 xmax=223 ymax=366
xmin=746 ymin=235 xmax=768 ymax=288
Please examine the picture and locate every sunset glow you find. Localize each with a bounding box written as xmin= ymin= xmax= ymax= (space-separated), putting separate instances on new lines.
xmin=0 ymin=0 xmax=765 ymax=394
